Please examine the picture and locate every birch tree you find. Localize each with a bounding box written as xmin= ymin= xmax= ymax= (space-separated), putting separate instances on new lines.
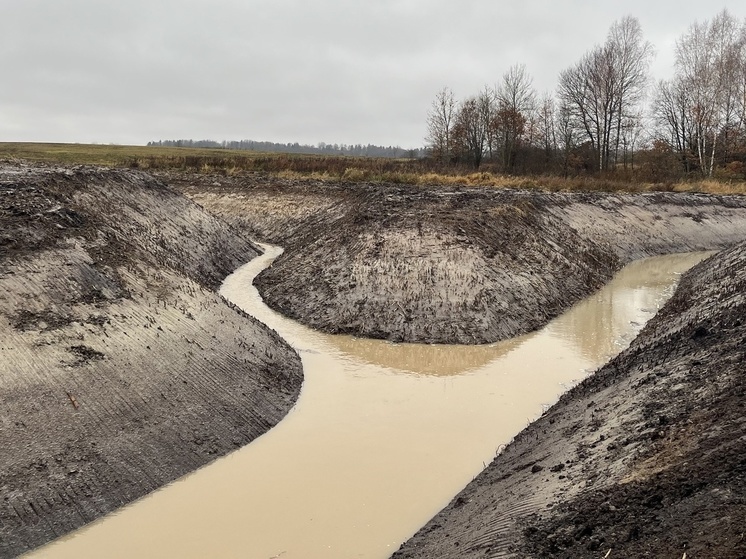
xmin=659 ymin=9 xmax=746 ymax=176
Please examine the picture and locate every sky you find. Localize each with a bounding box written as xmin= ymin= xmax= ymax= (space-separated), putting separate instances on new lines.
xmin=3 ymin=1 xmax=746 ymax=149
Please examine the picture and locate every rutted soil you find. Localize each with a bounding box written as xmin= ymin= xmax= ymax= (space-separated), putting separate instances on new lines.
xmin=392 ymin=241 xmax=746 ymax=559
xmin=0 ymin=164 xmax=302 ymax=557
xmin=175 ymin=174 xmax=746 ymax=344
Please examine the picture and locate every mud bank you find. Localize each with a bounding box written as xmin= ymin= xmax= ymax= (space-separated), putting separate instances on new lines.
xmin=0 ymin=164 xmax=302 ymax=557
xmin=177 ymin=175 xmax=746 ymax=344
xmin=392 ymin=242 xmax=746 ymax=558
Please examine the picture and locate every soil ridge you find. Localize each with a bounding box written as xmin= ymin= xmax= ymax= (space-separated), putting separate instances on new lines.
xmin=178 ymin=175 xmax=746 ymax=344
xmin=0 ymin=163 xmax=303 ymax=557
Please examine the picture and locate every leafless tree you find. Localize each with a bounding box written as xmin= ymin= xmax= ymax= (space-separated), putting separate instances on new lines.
xmin=652 ymin=77 xmax=697 ymax=173
xmin=535 ymin=93 xmax=558 ymax=162
xmin=655 ymin=9 xmax=746 ymax=176
xmin=556 ymin=101 xmax=582 ymax=176
xmin=559 ymin=16 xmax=653 ymax=172
xmin=495 ymin=64 xmax=536 ymax=172
xmin=452 ymin=93 xmax=491 ymax=168
xmin=425 ymin=87 xmax=456 ymax=163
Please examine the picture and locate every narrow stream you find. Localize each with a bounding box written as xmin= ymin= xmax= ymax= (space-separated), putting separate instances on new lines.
xmin=30 ymin=247 xmax=710 ymax=559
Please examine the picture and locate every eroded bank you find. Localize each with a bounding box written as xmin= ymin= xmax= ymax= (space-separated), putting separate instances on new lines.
xmin=176 ymin=175 xmax=746 ymax=344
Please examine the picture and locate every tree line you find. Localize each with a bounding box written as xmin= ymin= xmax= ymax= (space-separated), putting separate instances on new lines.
xmin=426 ymin=10 xmax=746 ymax=181
xmin=148 ymin=139 xmax=426 ymax=159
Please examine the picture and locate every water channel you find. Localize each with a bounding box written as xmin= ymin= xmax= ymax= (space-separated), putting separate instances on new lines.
xmin=30 ymin=247 xmax=710 ymax=559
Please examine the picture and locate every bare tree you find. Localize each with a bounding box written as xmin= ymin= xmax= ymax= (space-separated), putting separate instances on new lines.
xmin=556 ymin=101 xmax=582 ymax=176
xmin=425 ymin=87 xmax=456 ymax=163
xmin=535 ymin=93 xmax=558 ymax=169
xmin=620 ymin=109 xmax=647 ymax=169
xmin=653 ymin=10 xmax=746 ymax=176
xmin=495 ymin=64 xmax=536 ymax=172
xmin=558 ymin=16 xmax=653 ymax=172
xmin=652 ymin=77 xmax=696 ymax=173
xmin=452 ymin=93 xmax=491 ymax=168
xmin=608 ymin=17 xmax=655 ymax=163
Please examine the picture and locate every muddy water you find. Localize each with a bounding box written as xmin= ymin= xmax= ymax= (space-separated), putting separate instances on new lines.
xmin=30 ymin=248 xmax=710 ymax=559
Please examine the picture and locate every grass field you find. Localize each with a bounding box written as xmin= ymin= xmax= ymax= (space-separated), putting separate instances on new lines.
xmin=0 ymin=142 xmax=291 ymax=168
xmin=1 ymin=142 xmax=744 ymax=195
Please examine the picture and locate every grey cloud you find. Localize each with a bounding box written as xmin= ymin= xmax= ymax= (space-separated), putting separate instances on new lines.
xmin=2 ymin=0 xmax=746 ymax=147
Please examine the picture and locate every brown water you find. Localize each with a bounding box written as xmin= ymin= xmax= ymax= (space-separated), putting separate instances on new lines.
xmin=29 ymin=247 xmax=710 ymax=559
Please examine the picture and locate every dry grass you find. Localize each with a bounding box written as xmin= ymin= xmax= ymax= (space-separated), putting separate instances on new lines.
xmin=671 ymin=178 xmax=746 ymax=195
xmin=1 ymin=142 xmax=745 ymax=195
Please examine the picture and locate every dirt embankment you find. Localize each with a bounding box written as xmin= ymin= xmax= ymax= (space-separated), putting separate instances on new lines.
xmin=172 ymin=173 xmax=746 ymax=556
xmin=0 ymin=164 xmax=302 ymax=557
xmin=392 ymin=241 xmax=746 ymax=559
xmin=177 ymin=175 xmax=746 ymax=344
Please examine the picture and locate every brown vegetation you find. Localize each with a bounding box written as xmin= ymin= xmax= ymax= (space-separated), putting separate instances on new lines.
xmin=427 ymin=10 xmax=746 ymax=184
xmin=3 ymin=142 xmax=746 ymax=195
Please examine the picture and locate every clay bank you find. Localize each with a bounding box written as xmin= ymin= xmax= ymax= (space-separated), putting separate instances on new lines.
xmin=180 ymin=174 xmax=746 ymax=558
xmin=2 ymin=165 xmax=746 ymax=557
xmin=27 ymin=248 xmax=709 ymax=558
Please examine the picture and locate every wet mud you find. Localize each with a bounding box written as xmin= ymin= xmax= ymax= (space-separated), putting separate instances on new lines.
xmin=392 ymin=243 xmax=746 ymax=558
xmin=176 ymin=174 xmax=746 ymax=344
xmin=174 ymin=172 xmax=746 ymax=558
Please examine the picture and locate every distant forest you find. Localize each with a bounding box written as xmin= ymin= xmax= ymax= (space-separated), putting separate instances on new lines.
xmin=147 ymin=139 xmax=426 ymax=159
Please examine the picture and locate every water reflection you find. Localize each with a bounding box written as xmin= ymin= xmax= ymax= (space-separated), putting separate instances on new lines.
xmin=323 ymin=252 xmax=712 ymax=376
xmin=327 ymin=335 xmax=526 ymax=376
xmin=548 ymin=252 xmax=712 ymax=363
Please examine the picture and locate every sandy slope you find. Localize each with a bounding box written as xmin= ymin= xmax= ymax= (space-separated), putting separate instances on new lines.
xmin=0 ymin=164 xmax=302 ymax=557
xmin=178 ymin=175 xmax=746 ymax=344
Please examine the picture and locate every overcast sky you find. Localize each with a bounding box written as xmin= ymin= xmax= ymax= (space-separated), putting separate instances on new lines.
xmin=3 ymin=1 xmax=746 ymax=149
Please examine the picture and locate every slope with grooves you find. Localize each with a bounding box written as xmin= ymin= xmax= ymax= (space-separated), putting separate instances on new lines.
xmin=0 ymin=164 xmax=302 ymax=557
xmin=178 ymin=175 xmax=746 ymax=344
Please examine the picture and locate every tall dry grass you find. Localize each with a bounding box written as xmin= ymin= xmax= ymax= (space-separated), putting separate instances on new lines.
xmin=1 ymin=142 xmax=744 ymax=195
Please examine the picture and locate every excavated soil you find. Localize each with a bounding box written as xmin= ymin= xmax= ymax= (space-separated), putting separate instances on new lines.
xmin=173 ymin=172 xmax=746 ymax=558
xmin=0 ymin=164 xmax=302 ymax=557
xmin=175 ymin=173 xmax=746 ymax=344
xmin=5 ymin=166 xmax=746 ymax=558
xmin=392 ymin=241 xmax=746 ymax=559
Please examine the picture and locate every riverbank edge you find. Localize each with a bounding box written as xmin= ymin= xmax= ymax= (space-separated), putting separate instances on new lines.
xmin=4 ymin=165 xmax=744 ymax=558
xmin=174 ymin=174 xmax=746 ymax=557
xmin=392 ymin=242 xmax=746 ymax=558
xmin=0 ymin=164 xmax=304 ymax=557
xmin=174 ymin=174 xmax=746 ymax=344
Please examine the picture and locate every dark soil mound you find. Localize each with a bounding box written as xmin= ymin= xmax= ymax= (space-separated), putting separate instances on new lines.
xmin=178 ymin=175 xmax=746 ymax=344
